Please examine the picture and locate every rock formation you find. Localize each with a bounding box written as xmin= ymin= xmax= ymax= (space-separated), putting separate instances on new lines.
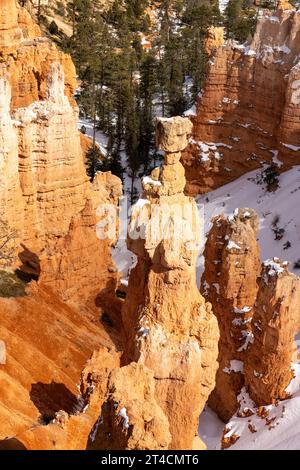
xmin=244 ymin=258 xmax=300 ymax=406
xmin=0 ymin=0 xmax=23 ymax=53
xmin=109 ymin=116 xmax=219 ymax=450
xmin=0 ymin=2 xmax=123 ymax=446
xmin=204 ymin=26 xmax=225 ymax=56
xmin=201 ymin=208 xmax=261 ymax=422
xmin=182 ymin=7 xmax=300 ymax=195
xmin=0 ymin=0 xmax=76 ymax=108
xmin=0 ymin=283 xmax=119 ymax=443
xmin=0 ymin=2 xmax=122 ymax=310
xmin=202 ymin=212 xmax=300 ymax=421
xmin=89 ymin=363 xmax=172 ymax=450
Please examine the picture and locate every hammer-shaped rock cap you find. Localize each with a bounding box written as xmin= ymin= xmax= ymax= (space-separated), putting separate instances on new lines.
xmin=156 ymin=116 xmax=193 ymax=153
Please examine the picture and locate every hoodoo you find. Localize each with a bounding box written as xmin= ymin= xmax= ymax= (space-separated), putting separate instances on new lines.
xmin=113 ymin=116 xmax=220 ymax=450
xmin=201 ymin=208 xmax=261 ymax=421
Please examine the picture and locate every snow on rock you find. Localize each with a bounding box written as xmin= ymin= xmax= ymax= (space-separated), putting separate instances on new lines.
xmin=227 ymin=240 xmax=241 ymax=251
xmin=118 ymin=407 xmax=130 ymax=429
xmin=282 ymin=143 xmax=300 ymax=151
xmin=184 ymin=104 xmax=197 ymax=117
xmin=223 ymin=360 xmax=244 ymax=374
xmin=224 ymin=364 xmax=300 ymax=450
xmin=234 ymin=306 xmax=252 ymax=314
xmin=142 ymin=176 xmax=162 ymax=187
xmin=196 ymin=166 xmax=300 ymax=278
xmin=263 ymin=258 xmax=286 ymax=277
xmin=237 ymin=331 xmax=254 ymax=352
xmin=190 ymin=139 xmax=232 ymax=164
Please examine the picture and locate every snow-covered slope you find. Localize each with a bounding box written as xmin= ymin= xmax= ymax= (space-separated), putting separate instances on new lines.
xmin=197 ymin=166 xmax=300 ymax=277
xmin=224 ymin=363 xmax=300 ymax=450
xmin=199 ymin=363 xmax=300 ymax=450
xmin=197 ymin=165 xmax=300 ymax=450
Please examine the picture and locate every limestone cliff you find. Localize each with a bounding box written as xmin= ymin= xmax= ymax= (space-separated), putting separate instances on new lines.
xmin=182 ymin=7 xmax=300 ymax=195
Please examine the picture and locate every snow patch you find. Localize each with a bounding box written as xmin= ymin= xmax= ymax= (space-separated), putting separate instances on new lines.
xmin=223 ymin=360 xmax=244 ymax=374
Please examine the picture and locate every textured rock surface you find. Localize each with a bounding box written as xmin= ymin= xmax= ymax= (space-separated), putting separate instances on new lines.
xmin=0 ymin=283 xmax=119 ymax=443
xmin=202 ymin=212 xmax=300 ymax=421
xmin=0 ymin=3 xmax=123 ymax=448
xmin=204 ymin=26 xmax=225 ymax=56
xmin=201 ymin=209 xmax=261 ymax=421
xmin=117 ymin=117 xmax=219 ymax=450
xmin=89 ymin=363 xmax=171 ymax=450
xmin=0 ymin=0 xmax=23 ymax=53
xmin=244 ymin=259 xmax=300 ymax=406
xmin=0 ymin=7 xmax=122 ymax=310
xmin=182 ymin=8 xmax=300 ymax=195
xmin=0 ymin=1 xmax=76 ymax=108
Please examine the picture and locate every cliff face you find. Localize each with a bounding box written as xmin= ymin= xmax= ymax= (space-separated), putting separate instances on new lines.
xmin=182 ymin=7 xmax=300 ymax=195
xmin=0 ymin=0 xmax=76 ymax=107
xmin=0 ymin=1 xmax=122 ymax=309
xmin=0 ymin=2 xmax=122 ymax=446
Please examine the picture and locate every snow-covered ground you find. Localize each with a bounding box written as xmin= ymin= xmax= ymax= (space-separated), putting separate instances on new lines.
xmin=224 ymin=363 xmax=300 ymax=450
xmin=78 ymin=117 xmax=108 ymax=156
xmin=219 ymin=0 xmax=229 ymax=14
xmin=199 ymin=407 xmax=223 ymax=450
xmin=199 ymin=363 xmax=300 ymax=451
xmin=197 ymin=166 xmax=300 ymax=450
xmin=197 ymin=165 xmax=300 ymax=277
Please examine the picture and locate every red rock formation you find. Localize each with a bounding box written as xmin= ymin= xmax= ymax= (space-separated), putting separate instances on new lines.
xmin=0 ymin=343 xmax=120 ymax=450
xmin=0 ymin=4 xmax=123 ymax=447
xmin=0 ymin=0 xmax=23 ymax=53
xmin=0 ymin=283 xmax=119 ymax=443
xmin=116 ymin=117 xmax=220 ymax=450
xmin=201 ymin=208 xmax=261 ymax=421
xmin=89 ymin=363 xmax=171 ymax=450
xmin=0 ymin=5 xmax=122 ymax=311
xmin=244 ymin=258 xmax=300 ymax=406
xmin=182 ymin=8 xmax=300 ymax=195
xmin=202 ymin=213 xmax=300 ymax=420
xmin=0 ymin=1 xmax=76 ymax=108
xmin=204 ymin=26 xmax=225 ymax=56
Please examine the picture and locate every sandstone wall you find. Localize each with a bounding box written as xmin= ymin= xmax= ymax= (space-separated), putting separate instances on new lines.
xmin=182 ymin=8 xmax=300 ymax=195
xmin=0 ymin=1 xmax=122 ymax=310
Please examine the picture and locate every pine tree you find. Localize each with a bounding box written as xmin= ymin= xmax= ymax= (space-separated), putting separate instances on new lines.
xmin=85 ymin=145 xmax=103 ymax=181
xmin=225 ymin=0 xmax=257 ymax=43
